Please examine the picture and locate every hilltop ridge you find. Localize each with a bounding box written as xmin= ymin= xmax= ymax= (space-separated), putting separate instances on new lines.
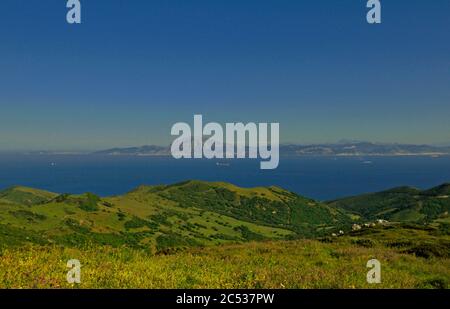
xmin=1 ymin=180 xmax=449 ymax=252
xmin=0 ymin=180 xmax=347 ymax=251
xmin=327 ymin=184 xmax=450 ymax=223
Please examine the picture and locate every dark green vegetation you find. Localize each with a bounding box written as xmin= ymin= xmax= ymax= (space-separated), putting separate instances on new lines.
xmin=0 ymin=181 xmax=449 ymax=288
xmin=327 ymin=183 xmax=450 ymax=223
xmin=1 ymin=181 xmax=449 ymax=252
xmin=0 ymin=181 xmax=349 ymax=251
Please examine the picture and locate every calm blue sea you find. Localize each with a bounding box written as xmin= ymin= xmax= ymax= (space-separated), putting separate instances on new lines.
xmin=0 ymin=155 xmax=449 ymax=201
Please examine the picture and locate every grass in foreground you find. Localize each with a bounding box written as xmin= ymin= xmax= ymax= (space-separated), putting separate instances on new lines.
xmin=0 ymin=238 xmax=448 ymax=289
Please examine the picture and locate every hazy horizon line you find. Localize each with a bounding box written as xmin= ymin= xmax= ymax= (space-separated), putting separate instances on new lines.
xmin=1 ymin=140 xmax=449 ymax=153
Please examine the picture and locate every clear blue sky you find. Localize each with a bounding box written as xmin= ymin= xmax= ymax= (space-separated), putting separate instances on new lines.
xmin=0 ymin=0 xmax=449 ymax=151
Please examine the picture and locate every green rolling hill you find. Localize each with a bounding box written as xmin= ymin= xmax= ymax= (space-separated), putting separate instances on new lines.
xmin=0 ymin=181 xmax=449 ymax=288
xmin=0 ymin=180 xmax=348 ymax=251
xmin=327 ymin=184 xmax=450 ymax=223
xmin=1 ymin=180 xmax=449 ymax=253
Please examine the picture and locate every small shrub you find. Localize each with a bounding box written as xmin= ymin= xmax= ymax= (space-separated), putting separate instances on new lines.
xmin=78 ymin=193 xmax=100 ymax=212
xmin=417 ymin=278 xmax=448 ymax=289
xmin=351 ymin=238 xmax=375 ymax=248
xmin=405 ymin=243 xmax=450 ymax=259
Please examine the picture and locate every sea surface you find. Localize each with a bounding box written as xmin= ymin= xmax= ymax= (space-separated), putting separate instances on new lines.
xmin=0 ymin=155 xmax=449 ymax=201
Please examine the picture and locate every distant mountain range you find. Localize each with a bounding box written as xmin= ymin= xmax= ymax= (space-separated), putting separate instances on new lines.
xmin=281 ymin=142 xmax=450 ymax=156
xmin=93 ymin=142 xmax=450 ymax=157
xmin=94 ymin=145 xmax=169 ymax=156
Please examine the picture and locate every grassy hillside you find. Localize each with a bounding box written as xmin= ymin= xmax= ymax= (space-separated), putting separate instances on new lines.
xmin=0 ymin=182 xmax=449 ymax=289
xmin=0 ymin=186 xmax=57 ymax=206
xmin=327 ymin=184 xmax=450 ymax=223
xmin=0 ymin=180 xmax=347 ymax=252
xmin=0 ymin=224 xmax=448 ymax=288
xmin=128 ymin=180 xmax=349 ymax=235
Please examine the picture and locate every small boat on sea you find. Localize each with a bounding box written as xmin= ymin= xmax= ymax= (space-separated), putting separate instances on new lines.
xmin=216 ymin=162 xmax=231 ymax=167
